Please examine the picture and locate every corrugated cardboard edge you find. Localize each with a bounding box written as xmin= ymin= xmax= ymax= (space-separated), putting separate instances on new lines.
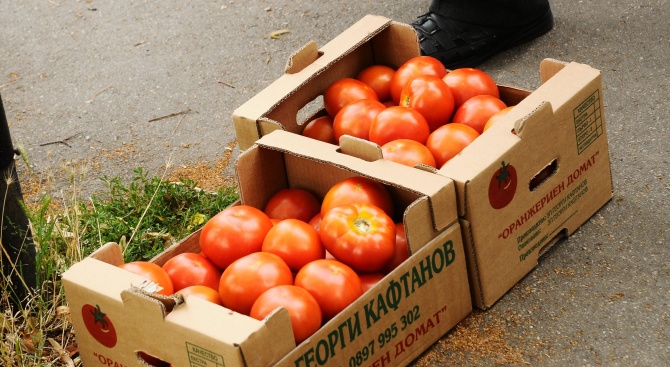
xmin=448 ymin=60 xmax=614 ymax=309
xmin=240 ymin=130 xmax=456 ymax=239
xmin=232 ymin=15 xmax=393 ymax=150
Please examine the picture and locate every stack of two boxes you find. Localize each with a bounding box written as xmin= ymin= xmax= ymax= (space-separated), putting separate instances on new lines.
xmin=63 ymin=15 xmax=613 ymax=367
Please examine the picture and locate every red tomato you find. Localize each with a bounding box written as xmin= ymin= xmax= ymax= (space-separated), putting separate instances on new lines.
xmin=399 ymin=75 xmax=455 ymax=131
xmin=199 ymin=205 xmax=274 ymax=269
xmin=488 ymin=161 xmax=518 ymax=209
xmin=381 ymin=139 xmax=436 ymax=168
xmin=218 ymin=252 xmax=293 ymax=315
xmin=382 ymin=223 xmax=409 ymax=274
xmin=451 ymin=95 xmax=507 ymax=134
xmin=81 ymin=304 xmax=117 ymax=348
xmin=426 ymin=123 xmax=480 ymax=168
xmin=442 ymin=68 xmax=500 ymax=108
xmin=319 ymin=203 xmax=396 ymax=273
xmin=264 ymin=188 xmax=321 ymax=223
xmin=483 ymin=106 xmax=514 ymax=132
xmin=356 ymin=65 xmax=396 ymax=102
xmin=359 ymin=273 xmax=385 ymax=293
xmin=118 ymin=261 xmax=174 ymax=296
xmin=323 ymin=78 xmax=379 ymax=117
xmin=302 ymin=116 xmax=337 ymax=144
xmin=333 ymin=99 xmax=386 ymax=142
xmin=369 ymin=106 xmax=431 ymax=147
xmin=294 ymin=259 xmax=363 ymax=321
xmin=177 ymin=285 xmax=223 ymax=305
xmin=308 ymin=213 xmax=322 ymax=232
xmin=390 ymin=56 xmax=448 ymax=104
xmin=321 ymin=176 xmax=394 ymax=219
xmin=262 ymin=219 xmax=326 ymax=272
xmin=250 ymin=285 xmax=322 ymax=345
xmin=162 ymin=252 xmax=222 ymax=292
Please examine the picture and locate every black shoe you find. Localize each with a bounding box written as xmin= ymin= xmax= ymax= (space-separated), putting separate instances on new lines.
xmin=411 ymin=8 xmax=554 ymax=69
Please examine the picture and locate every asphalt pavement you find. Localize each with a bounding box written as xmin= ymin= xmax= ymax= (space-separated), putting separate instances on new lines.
xmin=1 ymin=1 xmax=668 ymax=366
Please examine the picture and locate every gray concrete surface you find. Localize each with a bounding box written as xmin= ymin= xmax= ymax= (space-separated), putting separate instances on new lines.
xmin=1 ymin=0 xmax=668 ymax=366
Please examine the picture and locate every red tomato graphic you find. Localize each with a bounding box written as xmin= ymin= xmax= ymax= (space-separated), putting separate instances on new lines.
xmin=81 ymin=304 xmax=117 ymax=348
xmin=488 ymin=161 xmax=517 ymax=209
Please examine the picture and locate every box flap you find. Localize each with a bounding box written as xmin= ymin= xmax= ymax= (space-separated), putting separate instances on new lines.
xmin=540 ymin=58 xmax=569 ymax=84
xmin=89 ymin=242 xmax=125 ymax=266
xmin=285 ymin=41 xmax=320 ymax=74
xmin=236 ymin=131 xmax=457 ymax=255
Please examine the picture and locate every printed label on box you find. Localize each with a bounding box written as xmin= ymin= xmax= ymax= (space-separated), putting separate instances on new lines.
xmin=573 ymin=90 xmax=603 ymax=154
xmin=186 ymin=342 xmax=225 ymax=367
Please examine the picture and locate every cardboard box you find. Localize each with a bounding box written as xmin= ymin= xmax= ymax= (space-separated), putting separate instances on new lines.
xmin=232 ymin=14 xmax=420 ymax=151
xmin=62 ymin=130 xmax=472 ymax=367
xmin=231 ymin=13 xmax=613 ymax=309
xmin=441 ymin=59 xmax=613 ymax=308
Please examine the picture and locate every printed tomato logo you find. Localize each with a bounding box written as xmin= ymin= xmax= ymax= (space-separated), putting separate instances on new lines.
xmin=82 ymin=304 xmax=117 ymax=348
xmin=488 ymin=161 xmax=517 ymax=209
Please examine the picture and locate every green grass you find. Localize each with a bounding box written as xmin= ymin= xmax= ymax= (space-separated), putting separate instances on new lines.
xmin=0 ymin=166 xmax=238 ymax=366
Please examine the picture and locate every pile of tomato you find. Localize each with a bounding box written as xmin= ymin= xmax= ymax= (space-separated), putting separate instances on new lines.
xmin=117 ymin=176 xmax=408 ymax=346
xmin=302 ymin=55 xmax=514 ymax=169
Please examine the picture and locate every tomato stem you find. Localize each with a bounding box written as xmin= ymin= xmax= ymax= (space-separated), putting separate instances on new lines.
xmin=353 ymin=218 xmax=372 ymax=233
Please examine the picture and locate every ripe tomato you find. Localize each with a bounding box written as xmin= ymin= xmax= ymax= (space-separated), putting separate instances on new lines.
xmin=302 ymin=116 xmax=337 ymax=144
xmin=399 ymin=75 xmax=454 ymax=131
xmin=199 ymin=205 xmax=274 ymax=269
xmin=177 ymin=285 xmax=223 ymax=306
xmin=390 ymin=56 xmax=447 ymax=104
xmin=264 ymin=188 xmax=321 ymax=223
xmin=262 ymin=219 xmax=326 ymax=272
xmin=81 ymin=304 xmax=117 ymax=348
xmin=162 ymin=252 xmax=222 ymax=292
xmin=426 ymin=123 xmax=480 ymax=168
xmin=488 ymin=161 xmax=518 ymax=209
xmin=382 ymin=222 xmax=410 ymax=274
xmin=442 ymin=68 xmax=500 ymax=108
xmin=333 ymin=99 xmax=386 ymax=142
xmin=483 ymin=106 xmax=514 ymax=132
xmin=359 ymin=273 xmax=385 ymax=293
xmin=369 ymin=106 xmax=431 ymax=147
xmin=451 ymin=95 xmax=507 ymax=134
xmin=218 ymin=252 xmax=293 ymax=315
xmin=308 ymin=213 xmax=322 ymax=232
xmin=323 ymin=78 xmax=379 ymax=117
xmin=250 ymin=285 xmax=322 ymax=345
xmin=294 ymin=259 xmax=363 ymax=321
xmin=321 ymin=176 xmax=394 ymax=219
xmin=356 ymin=65 xmax=396 ymax=102
xmin=319 ymin=203 xmax=396 ymax=273
xmin=381 ymin=139 xmax=436 ymax=168
xmin=118 ymin=261 xmax=174 ymax=296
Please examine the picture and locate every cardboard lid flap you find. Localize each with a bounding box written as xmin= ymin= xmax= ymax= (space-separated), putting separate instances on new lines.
xmin=338 ymin=135 xmax=383 ymax=162
xmin=89 ymin=242 xmax=124 ymax=266
xmin=285 ymin=41 xmax=321 ymax=74
xmin=540 ymin=58 xmax=569 ymax=84
xmin=514 ymin=101 xmax=554 ymax=141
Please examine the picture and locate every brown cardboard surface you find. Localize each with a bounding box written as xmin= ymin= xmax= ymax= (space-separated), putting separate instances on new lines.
xmin=440 ymin=60 xmax=613 ymax=308
xmin=62 ymin=244 xmax=295 ymax=367
xmin=232 ymin=15 xmax=420 ymax=150
xmin=63 ymin=129 xmax=471 ymax=367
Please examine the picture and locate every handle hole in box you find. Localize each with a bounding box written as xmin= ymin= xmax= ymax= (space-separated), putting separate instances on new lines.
xmin=296 ymin=95 xmax=325 ymax=127
xmin=529 ymin=158 xmax=558 ymax=192
xmin=137 ymin=351 xmax=170 ymax=367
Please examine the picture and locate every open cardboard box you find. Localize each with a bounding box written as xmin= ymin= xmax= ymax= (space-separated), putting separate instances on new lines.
xmin=440 ymin=59 xmax=613 ymax=308
xmin=62 ymin=130 xmax=472 ymax=367
xmin=231 ymin=14 xmax=613 ymax=310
